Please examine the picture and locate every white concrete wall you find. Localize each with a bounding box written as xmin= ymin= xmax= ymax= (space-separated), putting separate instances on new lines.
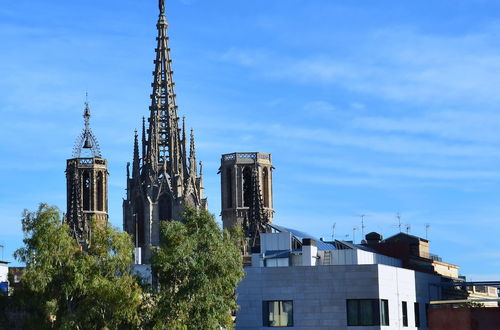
xmin=377 ymin=265 xmax=441 ymax=329
xmin=0 ymin=263 xmax=8 ymax=282
xmin=261 ymin=232 xmax=292 ymax=252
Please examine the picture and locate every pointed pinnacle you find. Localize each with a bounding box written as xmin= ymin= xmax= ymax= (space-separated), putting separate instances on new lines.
xmin=159 ymin=0 xmax=165 ymax=15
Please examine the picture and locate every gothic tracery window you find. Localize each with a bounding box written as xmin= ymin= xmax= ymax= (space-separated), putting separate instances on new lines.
xmin=97 ymin=172 xmax=104 ymax=211
xmin=242 ymin=167 xmax=252 ymax=207
xmin=226 ymin=167 xmax=233 ymax=208
xmin=82 ymin=172 xmax=91 ymax=211
xmin=263 ymin=167 xmax=269 ymax=208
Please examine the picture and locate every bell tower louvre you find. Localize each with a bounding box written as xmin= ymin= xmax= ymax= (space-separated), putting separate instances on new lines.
xmin=66 ymin=98 xmax=108 ymax=248
xmin=123 ymin=0 xmax=207 ymax=263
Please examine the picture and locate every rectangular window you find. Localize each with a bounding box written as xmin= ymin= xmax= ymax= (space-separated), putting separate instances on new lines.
xmin=414 ymin=302 xmax=420 ymax=327
xmin=425 ymin=303 xmax=429 ymax=327
xmin=402 ymin=301 xmax=408 ymax=327
xmin=346 ymin=299 xmax=381 ymax=326
xmin=265 ymin=258 xmax=289 ymax=267
xmin=380 ymin=299 xmax=390 ymax=326
xmin=263 ymin=300 xmax=293 ymax=327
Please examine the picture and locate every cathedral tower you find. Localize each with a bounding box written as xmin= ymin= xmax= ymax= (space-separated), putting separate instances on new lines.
xmin=66 ymin=100 xmax=108 ymax=247
xmin=220 ymin=152 xmax=274 ymax=246
xmin=123 ymin=0 xmax=207 ymax=263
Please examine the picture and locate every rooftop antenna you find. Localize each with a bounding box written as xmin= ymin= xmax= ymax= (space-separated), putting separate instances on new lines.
xmin=425 ymin=223 xmax=430 ymax=240
xmin=396 ymin=212 xmax=402 ymax=232
xmin=0 ymin=244 xmax=4 ymax=261
xmin=332 ymin=223 xmax=336 ymax=241
xmin=359 ymin=214 xmax=369 ymax=239
xmin=405 ymin=224 xmax=411 ymax=234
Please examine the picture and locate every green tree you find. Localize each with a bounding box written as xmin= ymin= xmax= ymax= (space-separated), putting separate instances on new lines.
xmin=149 ymin=206 xmax=244 ymax=329
xmin=13 ymin=203 xmax=142 ymax=329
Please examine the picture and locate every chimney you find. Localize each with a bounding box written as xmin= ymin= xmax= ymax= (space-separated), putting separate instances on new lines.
xmin=302 ymin=238 xmax=317 ymax=266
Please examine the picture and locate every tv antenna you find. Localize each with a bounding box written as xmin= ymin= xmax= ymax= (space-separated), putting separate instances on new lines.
xmin=405 ymin=224 xmax=411 ymax=234
xmin=0 ymin=245 xmax=4 ymax=261
xmin=425 ymin=223 xmax=430 ymax=240
xmin=359 ymin=214 xmax=369 ymax=239
xmin=332 ymin=223 xmax=336 ymax=241
xmin=396 ymin=212 xmax=402 ymax=232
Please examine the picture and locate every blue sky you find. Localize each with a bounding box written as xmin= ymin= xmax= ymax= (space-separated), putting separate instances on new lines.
xmin=1 ymin=0 xmax=500 ymax=279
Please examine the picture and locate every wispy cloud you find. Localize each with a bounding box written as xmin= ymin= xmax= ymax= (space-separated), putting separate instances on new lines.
xmin=218 ymin=27 xmax=500 ymax=107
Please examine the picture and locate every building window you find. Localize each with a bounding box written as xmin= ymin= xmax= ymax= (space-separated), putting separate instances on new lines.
xmin=414 ymin=302 xmax=420 ymax=327
xmin=242 ymin=167 xmax=252 ymax=207
xmin=425 ymin=303 xmax=429 ymax=327
xmin=381 ymin=299 xmax=389 ymax=326
xmin=263 ymin=300 xmax=293 ymax=327
xmin=226 ymin=167 xmax=232 ymax=208
xmin=402 ymin=301 xmax=408 ymax=327
xmin=96 ymin=172 xmax=104 ymax=211
xmin=347 ymin=299 xmax=388 ymax=326
xmin=263 ymin=167 xmax=269 ymax=207
xmin=265 ymin=258 xmax=289 ymax=267
xmin=82 ymin=172 xmax=91 ymax=211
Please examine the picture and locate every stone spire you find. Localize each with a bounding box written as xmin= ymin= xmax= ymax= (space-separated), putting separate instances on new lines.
xmin=189 ymin=128 xmax=197 ymax=176
xmin=141 ymin=117 xmax=147 ymax=162
xmin=123 ymin=0 xmax=207 ymax=264
xmin=144 ymin=0 xmax=182 ymax=183
xmin=132 ymin=130 xmax=140 ymax=177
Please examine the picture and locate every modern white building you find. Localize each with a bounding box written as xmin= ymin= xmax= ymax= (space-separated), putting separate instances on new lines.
xmin=235 ymin=225 xmax=443 ymax=329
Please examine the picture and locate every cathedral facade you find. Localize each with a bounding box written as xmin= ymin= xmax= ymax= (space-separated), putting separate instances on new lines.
xmin=123 ymin=0 xmax=207 ymax=263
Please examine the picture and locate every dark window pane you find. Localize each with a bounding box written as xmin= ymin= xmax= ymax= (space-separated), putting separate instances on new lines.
xmin=425 ymin=303 xmax=430 ymax=327
xmin=381 ymin=299 xmax=390 ymax=326
xmin=347 ymin=300 xmax=359 ymax=326
xmin=415 ymin=302 xmax=420 ymax=327
xmin=360 ymin=300 xmax=374 ymax=325
xmin=346 ymin=299 xmax=380 ymax=326
xmin=402 ymin=301 xmax=408 ymax=327
xmin=283 ymin=301 xmax=293 ymax=326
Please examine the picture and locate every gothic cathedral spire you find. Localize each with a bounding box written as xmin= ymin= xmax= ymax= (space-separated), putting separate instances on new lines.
xmin=123 ymin=0 xmax=207 ymax=264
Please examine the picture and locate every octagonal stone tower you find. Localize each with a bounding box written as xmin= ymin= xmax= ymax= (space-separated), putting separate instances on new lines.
xmin=220 ymin=152 xmax=274 ymax=231
xmin=66 ymin=100 xmax=108 ymax=247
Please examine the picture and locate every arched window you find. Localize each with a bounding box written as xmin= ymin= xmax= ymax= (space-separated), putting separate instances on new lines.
xmin=82 ymin=172 xmax=91 ymax=211
xmin=242 ymin=167 xmax=252 ymax=207
xmin=226 ymin=167 xmax=233 ymax=208
xmin=263 ymin=167 xmax=269 ymax=208
xmin=159 ymin=194 xmax=172 ymax=220
xmin=96 ymin=172 xmax=104 ymax=211
xmin=134 ymin=198 xmax=144 ymax=246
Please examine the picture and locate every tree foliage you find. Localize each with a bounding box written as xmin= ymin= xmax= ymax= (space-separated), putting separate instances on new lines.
xmin=13 ymin=203 xmax=142 ymax=329
xmin=149 ymin=206 xmax=244 ymax=329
